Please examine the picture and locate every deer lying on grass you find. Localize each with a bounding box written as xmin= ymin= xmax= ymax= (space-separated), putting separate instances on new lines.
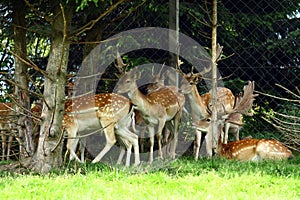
xmin=196 ymin=81 xmax=293 ymax=161
xmin=116 ymin=68 xmax=184 ymax=163
xmin=0 ymin=102 xmax=15 ymax=160
xmin=218 ymin=138 xmax=294 ymax=161
xmin=63 ymin=93 xmax=140 ymax=166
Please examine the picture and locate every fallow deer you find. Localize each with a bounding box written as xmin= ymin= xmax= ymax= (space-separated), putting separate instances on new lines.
xmin=143 ymin=65 xmax=185 ymax=158
xmin=218 ymin=138 xmax=294 ymax=161
xmin=180 ymin=71 xmax=243 ymax=160
xmin=114 ymin=50 xmax=185 ymax=162
xmin=63 ymin=93 xmax=140 ymax=166
xmin=196 ymin=81 xmax=293 ymax=161
xmin=116 ymin=68 xmax=184 ymax=163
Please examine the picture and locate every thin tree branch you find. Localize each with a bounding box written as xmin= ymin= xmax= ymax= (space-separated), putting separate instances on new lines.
xmin=0 ymin=42 xmax=52 ymax=81
xmin=275 ymin=83 xmax=300 ymax=99
xmin=254 ymin=90 xmax=300 ymax=103
xmin=5 ymin=93 xmax=41 ymax=121
xmin=188 ymin=10 xmax=210 ymax=27
xmin=271 ymin=115 xmax=300 ymax=127
xmin=24 ymin=0 xmax=52 ymax=22
xmin=4 ymin=78 xmax=44 ymax=100
xmin=273 ymin=111 xmax=300 ymax=120
xmin=72 ymin=0 xmax=128 ymax=37
xmin=108 ymin=0 xmax=146 ymax=24
xmin=58 ymin=3 xmax=67 ymax=76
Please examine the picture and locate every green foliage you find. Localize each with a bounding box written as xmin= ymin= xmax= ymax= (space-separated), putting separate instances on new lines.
xmin=223 ymin=78 xmax=246 ymax=93
xmin=75 ymin=0 xmax=100 ymax=11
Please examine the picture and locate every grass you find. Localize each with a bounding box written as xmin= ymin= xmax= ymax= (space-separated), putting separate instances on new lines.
xmin=0 ymin=155 xmax=299 ymax=200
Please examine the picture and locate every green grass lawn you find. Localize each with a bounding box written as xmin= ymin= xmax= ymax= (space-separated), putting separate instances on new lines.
xmin=0 ymin=155 xmax=299 ymax=200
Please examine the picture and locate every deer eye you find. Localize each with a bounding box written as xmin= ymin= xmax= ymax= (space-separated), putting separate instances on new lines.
xmin=206 ymin=118 xmax=211 ymax=122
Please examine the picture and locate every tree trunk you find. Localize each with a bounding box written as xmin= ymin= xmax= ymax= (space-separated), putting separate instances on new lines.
xmin=13 ymin=0 xmax=33 ymax=159
xmin=205 ymin=0 xmax=218 ymax=157
xmin=30 ymin=4 xmax=73 ymax=173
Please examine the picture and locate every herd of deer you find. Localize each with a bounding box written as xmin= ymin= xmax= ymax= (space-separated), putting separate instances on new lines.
xmin=0 ymin=52 xmax=293 ymax=165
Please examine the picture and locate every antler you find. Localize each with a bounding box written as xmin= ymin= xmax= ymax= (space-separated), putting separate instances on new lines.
xmin=206 ymin=81 xmax=258 ymax=117
xmin=152 ymin=63 xmax=166 ymax=81
xmin=216 ymin=43 xmax=223 ymax=62
xmin=230 ymin=81 xmax=258 ymax=116
xmin=115 ymin=48 xmax=127 ymax=76
xmin=175 ymin=44 xmax=185 ymax=75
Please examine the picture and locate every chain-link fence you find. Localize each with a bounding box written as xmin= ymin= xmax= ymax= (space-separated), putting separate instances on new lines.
xmin=66 ymin=0 xmax=299 ymax=157
xmin=0 ymin=0 xmax=299 ymax=160
xmin=78 ymin=0 xmax=299 ymax=152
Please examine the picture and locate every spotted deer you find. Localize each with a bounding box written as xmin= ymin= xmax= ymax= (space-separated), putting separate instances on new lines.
xmin=63 ymin=93 xmax=140 ymax=166
xmin=144 ymin=65 xmax=185 ymax=157
xmin=116 ymin=67 xmax=184 ymax=163
xmin=0 ymin=102 xmax=15 ymax=160
xmin=196 ymin=81 xmax=293 ymax=161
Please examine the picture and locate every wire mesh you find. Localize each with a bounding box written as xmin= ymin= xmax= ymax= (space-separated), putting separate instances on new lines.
xmin=0 ymin=0 xmax=299 ymax=160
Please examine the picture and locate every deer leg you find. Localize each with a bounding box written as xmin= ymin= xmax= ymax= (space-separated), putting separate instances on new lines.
xmin=125 ymin=143 xmax=132 ymax=167
xmin=7 ymin=134 xmax=13 ymax=160
xmin=132 ymin=141 xmax=140 ymax=166
xmin=224 ymin=122 xmax=230 ymax=144
xmin=161 ymin=126 xmax=169 ymax=156
xmin=66 ymin=127 xmax=82 ymax=163
xmin=126 ymin=130 xmax=140 ymax=166
xmin=194 ymin=129 xmax=202 ymax=160
xmin=140 ymin=129 xmax=145 ymax=153
xmin=1 ymin=131 xmax=6 ymax=161
xmin=236 ymin=128 xmax=240 ymax=141
xmin=156 ymin=119 xmax=166 ymax=160
xmin=117 ymin=146 xmax=126 ymax=165
xmin=79 ymin=137 xmax=86 ymax=163
xmin=92 ymin=124 xmax=116 ymax=163
xmin=115 ymin=131 xmax=132 ymax=166
xmin=169 ymin=111 xmax=181 ymax=159
xmin=121 ymin=128 xmax=140 ymax=166
xmin=69 ymin=138 xmax=81 ymax=162
xmin=148 ymin=126 xmax=155 ymax=163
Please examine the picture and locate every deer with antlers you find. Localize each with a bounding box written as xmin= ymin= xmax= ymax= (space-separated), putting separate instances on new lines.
xmin=115 ymin=51 xmax=185 ymax=163
xmin=203 ymin=88 xmax=243 ymax=144
xmin=142 ymin=64 xmax=186 ymax=156
xmin=180 ymin=67 xmax=245 ymax=159
xmin=116 ymin=71 xmax=184 ymax=162
xmin=63 ymin=93 xmax=140 ymax=166
xmin=196 ymin=81 xmax=293 ymax=161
